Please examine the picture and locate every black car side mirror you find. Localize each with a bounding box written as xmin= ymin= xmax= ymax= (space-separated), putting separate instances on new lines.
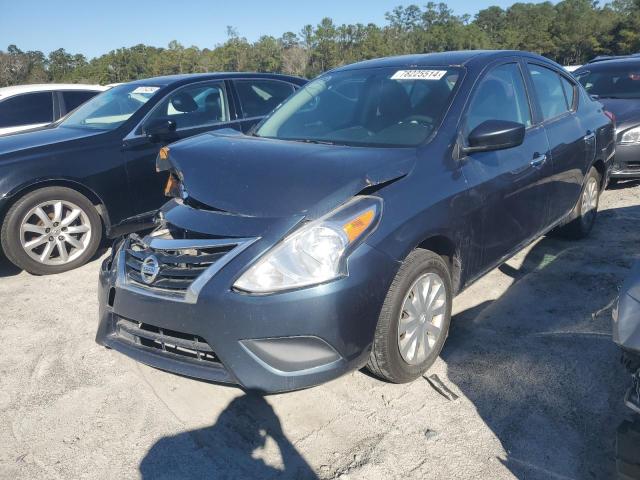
xmin=464 ymin=120 xmax=525 ymax=154
xmin=144 ymin=119 xmax=177 ymax=141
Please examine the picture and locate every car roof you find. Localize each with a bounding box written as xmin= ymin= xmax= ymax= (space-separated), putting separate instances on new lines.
xmin=0 ymin=83 xmax=108 ymax=99
xmin=126 ymin=72 xmax=307 ymax=88
xmin=330 ymin=50 xmax=556 ymax=72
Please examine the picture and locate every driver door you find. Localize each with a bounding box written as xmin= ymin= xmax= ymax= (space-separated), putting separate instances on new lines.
xmin=122 ymin=81 xmax=232 ymax=217
xmin=461 ymin=61 xmax=551 ymax=269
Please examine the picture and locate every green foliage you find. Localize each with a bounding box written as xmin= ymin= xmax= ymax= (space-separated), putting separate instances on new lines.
xmin=1 ymin=0 xmax=639 ymax=87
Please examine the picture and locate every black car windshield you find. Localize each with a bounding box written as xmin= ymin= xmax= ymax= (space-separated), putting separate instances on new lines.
xmin=576 ymin=65 xmax=640 ymax=99
xmin=61 ymin=84 xmax=161 ymax=130
xmin=255 ymin=67 xmax=462 ymax=147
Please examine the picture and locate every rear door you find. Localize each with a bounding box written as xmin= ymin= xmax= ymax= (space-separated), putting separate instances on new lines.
xmin=122 ymin=80 xmax=233 ymax=215
xmin=525 ymin=63 xmax=591 ymax=223
xmin=461 ymin=60 xmax=551 ymax=268
xmin=231 ymin=79 xmax=297 ymax=132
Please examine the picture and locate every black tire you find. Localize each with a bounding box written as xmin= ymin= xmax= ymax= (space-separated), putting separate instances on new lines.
xmin=367 ymin=249 xmax=453 ymax=383
xmin=1 ymin=186 xmax=102 ymax=275
xmin=553 ymin=166 xmax=601 ymax=240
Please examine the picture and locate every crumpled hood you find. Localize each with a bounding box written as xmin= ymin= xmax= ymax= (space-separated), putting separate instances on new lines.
xmin=167 ymin=130 xmax=415 ymax=218
xmin=598 ymin=98 xmax=640 ymax=131
xmin=0 ymin=125 xmax=103 ymax=158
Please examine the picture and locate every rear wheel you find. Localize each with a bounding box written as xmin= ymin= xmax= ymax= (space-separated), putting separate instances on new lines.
xmin=554 ymin=166 xmax=601 ymax=240
xmin=1 ymin=187 xmax=102 ymax=275
xmin=367 ymin=249 xmax=452 ymax=383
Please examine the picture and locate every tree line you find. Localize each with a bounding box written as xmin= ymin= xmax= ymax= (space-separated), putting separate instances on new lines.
xmin=1 ymin=0 xmax=639 ymax=87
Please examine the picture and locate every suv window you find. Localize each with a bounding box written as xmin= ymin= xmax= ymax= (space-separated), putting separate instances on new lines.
xmin=235 ymin=80 xmax=295 ymax=118
xmin=0 ymin=92 xmax=54 ymax=128
xmin=528 ymin=64 xmax=571 ymax=120
xmin=466 ymin=63 xmax=532 ymax=133
xmin=145 ymin=82 xmax=228 ymax=131
xmin=575 ymin=66 xmax=640 ymax=99
xmin=62 ymin=90 xmax=101 ymax=113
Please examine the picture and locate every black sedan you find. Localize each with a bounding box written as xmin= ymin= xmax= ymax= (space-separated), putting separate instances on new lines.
xmin=0 ymin=73 xmax=306 ymax=274
xmin=575 ymin=56 xmax=640 ymax=180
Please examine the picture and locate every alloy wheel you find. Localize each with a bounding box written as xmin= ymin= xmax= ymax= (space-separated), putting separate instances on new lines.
xmin=19 ymin=200 xmax=92 ymax=265
xmin=397 ymin=272 xmax=447 ymax=365
xmin=581 ymin=176 xmax=599 ymax=223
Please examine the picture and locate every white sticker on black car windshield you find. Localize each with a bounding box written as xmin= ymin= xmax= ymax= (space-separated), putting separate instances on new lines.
xmin=131 ymin=86 xmax=160 ymax=94
xmin=391 ymin=70 xmax=447 ymax=81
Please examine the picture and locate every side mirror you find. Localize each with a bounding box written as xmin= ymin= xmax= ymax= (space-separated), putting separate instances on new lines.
xmin=464 ymin=120 xmax=525 ymax=154
xmin=144 ymin=119 xmax=177 ymax=141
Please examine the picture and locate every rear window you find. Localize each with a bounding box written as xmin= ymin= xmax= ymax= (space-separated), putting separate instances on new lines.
xmin=0 ymin=92 xmax=54 ymax=128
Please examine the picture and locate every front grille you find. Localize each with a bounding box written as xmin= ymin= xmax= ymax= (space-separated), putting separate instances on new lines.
xmin=123 ymin=236 xmax=235 ymax=296
xmin=116 ymin=317 xmax=220 ymax=364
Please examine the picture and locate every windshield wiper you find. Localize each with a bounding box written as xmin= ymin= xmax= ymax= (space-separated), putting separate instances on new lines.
xmin=289 ymin=138 xmax=337 ymax=145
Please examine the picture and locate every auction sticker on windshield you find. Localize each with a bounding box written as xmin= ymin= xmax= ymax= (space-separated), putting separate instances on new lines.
xmin=131 ymin=86 xmax=160 ymax=94
xmin=391 ymin=70 xmax=447 ymax=80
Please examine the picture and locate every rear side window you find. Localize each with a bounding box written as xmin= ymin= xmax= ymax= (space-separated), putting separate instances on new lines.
xmin=528 ymin=65 xmax=571 ymax=120
xmin=466 ymin=63 xmax=532 ymax=133
xmin=235 ymin=80 xmax=296 ymax=118
xmin=62 ymin=90 xmax=100 ymax=113
xmin=560 ymin=76 xmax=577 ymax=109
xmin=0 ymin=92 xmax=54 ymax=128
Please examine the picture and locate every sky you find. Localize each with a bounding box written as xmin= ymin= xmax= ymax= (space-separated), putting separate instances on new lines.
xmin=0 ymin=0 xmax=551 ymax=59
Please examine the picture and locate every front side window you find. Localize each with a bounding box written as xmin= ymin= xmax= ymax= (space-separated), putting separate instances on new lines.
xmin=575 ymin=65 xmax=640 ymax=99
xmin=528 ymin=64 xmax=571 ymax=120
xmin=144 ymin=82 xmax=228 ymax=131
xmin=0 ymin=92 xmax=54 ymax=128
xmin=235 ymin=80 xmax=296 ymax=118
xmin=255 ymin=67 xmax=462 ymax=147
xmin=465 ymin=63 xmax=532 ymax=133
xmin=61 ymin=84 xmax=159 ymax=130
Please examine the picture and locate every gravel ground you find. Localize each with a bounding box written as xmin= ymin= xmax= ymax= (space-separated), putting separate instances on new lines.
xmin=0 ymin=181 xmax=639 ymax=480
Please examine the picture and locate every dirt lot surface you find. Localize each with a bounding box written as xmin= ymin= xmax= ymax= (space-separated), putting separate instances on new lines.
xmin=1 ymin=182 xmax=639 ymax=480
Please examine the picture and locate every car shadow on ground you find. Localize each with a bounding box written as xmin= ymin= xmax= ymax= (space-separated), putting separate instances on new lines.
xmin=608 ymin=179 xmax=640 ymax=190
xmin=442 ymin=204 xmax=640 ymax=479
xmin=139 ymin=393 xmax=318 ymax=480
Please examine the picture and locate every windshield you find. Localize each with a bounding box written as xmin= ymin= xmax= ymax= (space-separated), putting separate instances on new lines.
xmin=255 ymin=67 xmax=462 ymax=147
xmin=576 ymin=66 xmax=640 ymax=99
xmin=61 ymin=84 xmax=161 ymax=130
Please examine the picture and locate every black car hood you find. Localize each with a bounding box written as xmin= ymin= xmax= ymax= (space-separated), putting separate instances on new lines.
xmin=0 ymin=125 xmax=103 ymax=158
xmin=167 ymin=130 xmax=415 ymax=218
xmin=598 ymin=98 xmax=640 ymax=130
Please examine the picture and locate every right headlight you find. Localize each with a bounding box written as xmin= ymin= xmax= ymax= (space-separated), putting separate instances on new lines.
xmin=233 ymin=196 xmax=383 ymax=294
xmin=620 ymin=125 xmax=640 ymax=144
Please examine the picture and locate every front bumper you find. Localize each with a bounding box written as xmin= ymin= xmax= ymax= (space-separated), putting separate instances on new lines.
xmin=611 ymin=143 xmax=640 ymax=178
xmin=96 ymin=232 xmax=398 ymax=393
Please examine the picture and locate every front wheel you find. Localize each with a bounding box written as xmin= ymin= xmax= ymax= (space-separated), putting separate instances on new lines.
xmin=367 ymin=249 xmax=453 ymax=383
xmin=1 ymin=187 xmax=102 ymax=275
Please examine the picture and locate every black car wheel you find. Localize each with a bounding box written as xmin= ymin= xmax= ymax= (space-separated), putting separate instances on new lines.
xmin=1 ymin=186 xmax=102 ymax=275
xmin=554 ymin=166 xmax=601 ymax=240
xmin=367 ymin=249 xmax=453 ymax=383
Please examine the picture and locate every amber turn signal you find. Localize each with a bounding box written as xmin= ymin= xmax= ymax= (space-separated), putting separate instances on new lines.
xmin=343 ymin=209 xmax=375 ymax=243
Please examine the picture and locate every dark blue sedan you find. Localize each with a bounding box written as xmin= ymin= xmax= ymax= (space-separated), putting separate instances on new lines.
xmin=0 ymin=73 xmax=306 ymax=274
xmin=97 ymin=50 xmax=615 ymax=393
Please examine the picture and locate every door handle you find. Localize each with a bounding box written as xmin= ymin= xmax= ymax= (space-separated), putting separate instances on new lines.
xmin=530 ymin=153 xmax=547 ymax=168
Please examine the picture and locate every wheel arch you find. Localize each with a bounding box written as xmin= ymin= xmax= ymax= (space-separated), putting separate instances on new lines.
xmin=0 ymin=178 xmax=111 ymax=231
xmin=415 ymin=234 xmax=462 ymax=294
xmin=591 ymin=158 xmax=606 ymax=190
